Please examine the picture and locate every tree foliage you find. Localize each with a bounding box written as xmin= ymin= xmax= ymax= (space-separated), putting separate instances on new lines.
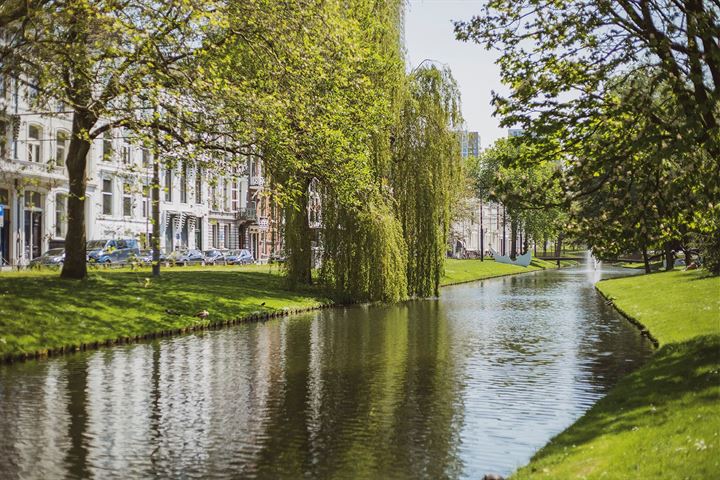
xmin=456 ymin=1 xmax=719 ymax=273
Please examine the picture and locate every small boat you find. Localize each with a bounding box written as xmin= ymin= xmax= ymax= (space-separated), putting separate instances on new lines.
xmin=490 ymin=248 xmax=532 ymax=267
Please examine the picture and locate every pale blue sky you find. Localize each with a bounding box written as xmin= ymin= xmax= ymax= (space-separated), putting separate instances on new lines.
xmin=404 ymin=0 xmax=509 ymax=147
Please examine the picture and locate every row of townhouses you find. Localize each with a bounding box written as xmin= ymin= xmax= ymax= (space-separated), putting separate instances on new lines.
xmin=0 ymin=76 xmax=280 ymax=267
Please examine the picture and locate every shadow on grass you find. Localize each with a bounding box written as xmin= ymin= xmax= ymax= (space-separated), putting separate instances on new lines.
xmin=0 ymin=269 xmax=332 ymax=356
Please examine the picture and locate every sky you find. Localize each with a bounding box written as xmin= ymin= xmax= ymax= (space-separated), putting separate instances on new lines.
xmin=404 ymin=0 xmax=509 ymax=148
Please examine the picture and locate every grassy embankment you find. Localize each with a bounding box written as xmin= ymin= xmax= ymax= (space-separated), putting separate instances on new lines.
xmin=0 ymin=258 xmax=566 ymax=360
xmin=513 ymin=269 xmax=720 ymax=479
xmin=0 ymin=264 xmax=328 ymax=360
xmin=441 ymin=257 xmax=573 ymax=286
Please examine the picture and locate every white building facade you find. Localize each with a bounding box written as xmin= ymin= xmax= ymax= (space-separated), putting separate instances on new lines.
xmin=0 ymin=76 xmax=276 ymax=267
xmin=450 ymin=199 xmax=509 ymax=258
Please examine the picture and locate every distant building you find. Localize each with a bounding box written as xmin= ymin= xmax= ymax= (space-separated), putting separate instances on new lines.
xmin=508 ymin=128 xmax=525 ymax=138
xmin=450 ymin=199 xmax=508 ymax=258
xmin=459 ymin=130 xmax=480 ymax=158
xmin=468 ymin=132 xmax=480 ymax=157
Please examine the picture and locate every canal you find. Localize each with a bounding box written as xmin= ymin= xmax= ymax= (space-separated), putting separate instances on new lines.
xmin=0 ymin=264 xmax=653 ymax=479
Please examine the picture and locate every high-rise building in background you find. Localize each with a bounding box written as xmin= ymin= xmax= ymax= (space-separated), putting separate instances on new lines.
xmin=467 ymin=132 xmax=480 ymax=157
xmin=459 ymin=130 xmax=480 ymax=158
xmin=508 ymin=128 xmax=525 ymax=138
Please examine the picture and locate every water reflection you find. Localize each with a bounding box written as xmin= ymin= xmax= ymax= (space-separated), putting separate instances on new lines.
xmin=0 ymin=265 xmax=651 ymax=479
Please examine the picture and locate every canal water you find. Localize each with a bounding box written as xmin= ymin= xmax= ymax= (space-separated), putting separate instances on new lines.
xmin=0 ymin=264 xmax=653 ymax=479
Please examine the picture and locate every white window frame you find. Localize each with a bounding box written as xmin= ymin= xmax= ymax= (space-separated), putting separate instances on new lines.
xmin=56 ymin=130 xmax=69 ymax=167
xmin=27 ymin=124 xmax=42 ymax=163
xmin=123 ymin=182 xmax=132 ymax=217
xmin=102 ymin=178 xmax=113 ymax=215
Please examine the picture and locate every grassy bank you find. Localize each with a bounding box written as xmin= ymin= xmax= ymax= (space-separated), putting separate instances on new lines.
xmin=512 ymin=269 xmax=720 ymax=479
xmin=0 ymin=264 xmax=330 ymax=360
xmin=441 ymin=257 xmax=572 ymax=286
xmin=1 ymin=257 xmax=570 ymax=361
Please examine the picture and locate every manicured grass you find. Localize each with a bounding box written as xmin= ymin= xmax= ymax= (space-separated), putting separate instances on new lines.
xmin=619 ymin=261 xmax=663 ymax=271
xmin=0 ymin=264 xmax=330 ymax=359
xmin=512 ymin=269 xmax=720 ymax=479
xmin=597 ymin=269 xmax=720 ymax=344
xmin=0 ymin=258 xmax=571 ymax=360
xmin=440 ymin=257 xmax=567 ymax=286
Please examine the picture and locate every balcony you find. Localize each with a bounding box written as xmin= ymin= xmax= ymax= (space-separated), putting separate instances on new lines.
xmin=250 ymin=175 xmax=265 ymax=187
xmin=236 ymin=206 xmax=257 ymax=222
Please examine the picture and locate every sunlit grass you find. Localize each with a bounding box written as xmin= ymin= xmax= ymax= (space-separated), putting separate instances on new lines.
xmin=0 ymin=258 xmax=573 ymax=359
xmin=441 ymin=257 xmax=573 ymax=286
xmin=0 ymin=264 xmax=329 ymax=359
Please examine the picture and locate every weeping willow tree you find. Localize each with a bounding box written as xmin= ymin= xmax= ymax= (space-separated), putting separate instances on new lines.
xmin=393 ymin=66 xmax=464 ymax=297
xmin=275 ymin=0 xmax=410 ymax=302
xmin=278 ymin=2 xmax=463 ymax=302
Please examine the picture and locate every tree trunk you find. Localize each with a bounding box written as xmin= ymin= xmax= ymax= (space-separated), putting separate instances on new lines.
xmin=60 ymin=111 xmax=95 ymax=279
xmin=665 ymin=241 xmax=674 ymax=271
xmin=555 ymin=233 xmax=563 ymax=267
xmin=543 ymin=237 xmax=548 ymax=256
xmin=642 ymin=246 xmax=651 ymax=274
xmin=510 ymin=219 xmax=518 ymax=260
xmin=286 ymin=182 xmax=312 ymax=286
xmin=502 ymin=206 xmax=506 ymax=256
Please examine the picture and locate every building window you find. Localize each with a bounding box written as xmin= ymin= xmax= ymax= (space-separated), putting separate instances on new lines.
xmin=55 ymin=193 xmax=67 ymax=237
xmin=123 ymin=183 xmax=132 ymax=217
xmin=56 ymin=130 xmax=69 ymax=167
xmin=231 ymin=180 xmax=238 ymax=211
xmin=103 ymin=131 xmax=113 ymax=162
xmin=28 ymin=125 xmax=42 ymax=162
xmin=211 ymin=183 xmax=218 ymax=210
xmin=212 ymin=223 xmax=219 ymax=248
xmin=121 ymin=144 xmax=131 ymax=164
xmin=142 ymin=148 xmax=150 ymax=168
xmin=223 ymin=224 xmax=230 ymax=248
xmin=164 ymin=167 xmax=172 ymax=202
xmin=195 ymin=168 xmax=202 ymax=204
xmin=222 ymin=180 xmax=229 ymax=211
xmin=24 ymin=191 xmax=42 ymax=208
xmin=0 ymin=119 xmax=8 ymax=158
xmin=142 ymin=183 xmax=150 ymax=218
xmin=102 ymin=179 xmax=113 ymax=215
xmin=180 ymin=162 xmax=187 ymax=204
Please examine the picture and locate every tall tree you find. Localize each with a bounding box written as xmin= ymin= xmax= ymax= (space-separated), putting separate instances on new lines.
xmin=393 ymin=65 xmax=463 ymax=296
xmin=2 ymin=0 xmax=225 ymax=278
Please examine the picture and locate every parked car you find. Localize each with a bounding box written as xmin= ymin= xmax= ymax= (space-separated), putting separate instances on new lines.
xmin=30 ymin=248 xmax=65 ymax=266
xmin=203 ymin=249 xmax=226 ymax=265
xmin=137 ymin=250 xmax=166 ymax=264
xmin=87 ymin=239 xmax=140 ymax=262
xmin=97 ymin=246 xmax=142 ymax=264
xmin=225 ymin=249 xmax=254 ymax=265
xmin=168 ymin=249 xmax=206 ymax=266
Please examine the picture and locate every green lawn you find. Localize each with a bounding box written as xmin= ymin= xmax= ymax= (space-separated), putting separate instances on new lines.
xmin=512 ymin=269 xmax=720 ymax=479
xmin=0 ymin=264 xmax=330 ymax=360
xmin=441 ymin=257 xmax=572 ymax=286
xmin=0 ymin=258 xmax=571 ymax=361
